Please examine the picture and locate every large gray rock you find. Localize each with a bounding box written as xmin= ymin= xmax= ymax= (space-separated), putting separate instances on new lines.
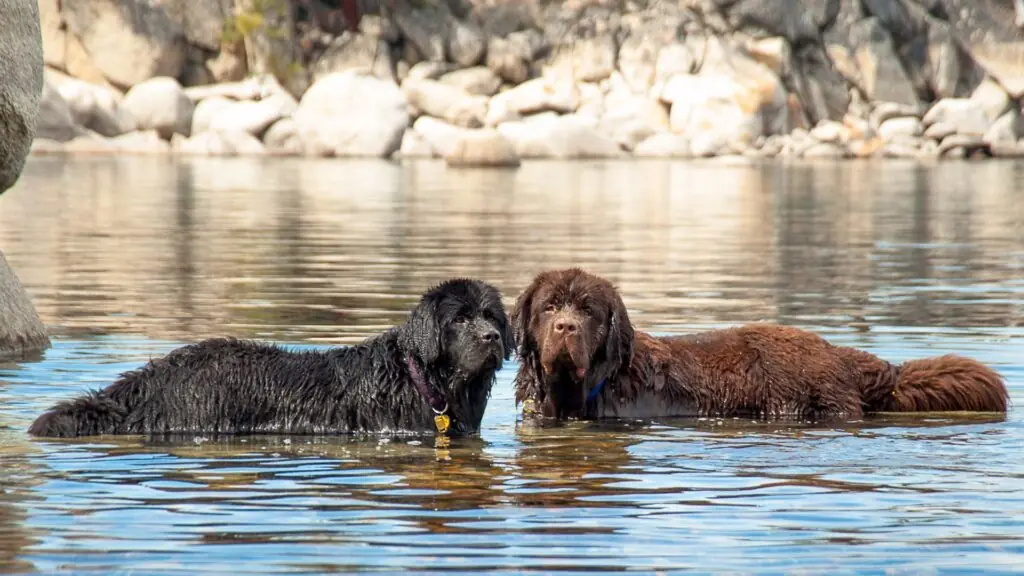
xmin=850 ymin=17 xmax=920 ymax=109
xmin=444 ymin=129 xmax=521 ymax=168
xmin=724 ymin=0 xmax=821 ymax=44
xmin=0 ymin=0 xmax=51 ymax=357
xmin=159 ymin=0 xmax=232 ymax=52
xmin=293 ymin=71 xmax=409 ymax=157
xmin=1 ymin=0 xmax=44 ymax=193
xmin=0 ymin=252 xmax=50 ymax=359
xmin=439 ymin=67 xmax=503 ymax=97
xmin=923 ymin=98 xmax=991 ymax=136
xmin=46 ymin=70 xmax=135 ymax=137
xmin=497 ymin=114 xmax=623 ymax=159
xmin=62 ymin=0 xmax=187 ymax=88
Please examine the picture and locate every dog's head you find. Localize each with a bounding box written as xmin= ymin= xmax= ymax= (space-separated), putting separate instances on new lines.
xmin=511 ymin=268 xmax=635 ymax=419
xmin=400 ymin=278 xmax=515 ymax=379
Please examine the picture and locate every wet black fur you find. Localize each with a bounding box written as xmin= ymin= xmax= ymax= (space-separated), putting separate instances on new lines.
xmin=28 ymin=279 xmax=515 ymax=439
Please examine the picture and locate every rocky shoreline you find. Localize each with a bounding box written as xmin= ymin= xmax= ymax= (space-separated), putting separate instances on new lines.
xmin=31 ymin=0 xmax=1024 ymax=164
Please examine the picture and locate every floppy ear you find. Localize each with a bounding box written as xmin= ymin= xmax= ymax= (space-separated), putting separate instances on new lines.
xmin=510 ymin=277 xmax=542 ymax=355
xmin=497 ymin=307 xmax=516 ymax=359
xmin=604 ymin=290 xmax=635 ymax=374
xmin=400 ymin=296 xmax=444 ymax=364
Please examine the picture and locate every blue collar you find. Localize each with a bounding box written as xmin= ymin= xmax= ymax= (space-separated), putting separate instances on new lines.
xmin=586 ymin=378 xmax=607 ymax=403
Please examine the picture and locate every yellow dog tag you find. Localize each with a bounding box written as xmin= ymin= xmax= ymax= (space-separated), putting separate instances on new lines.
xmin=434 ymin=413 xmax=451 ymax=434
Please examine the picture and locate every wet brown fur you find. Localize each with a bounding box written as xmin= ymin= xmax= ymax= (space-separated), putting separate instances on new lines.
xmin=512 ymin=268 xmax=1009 ymax=422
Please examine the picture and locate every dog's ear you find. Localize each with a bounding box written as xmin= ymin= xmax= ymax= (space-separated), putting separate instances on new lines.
xmin=604 ymin=289 xmax=635 ymax=373
xmin=400 ymin=296 xmax=444 ymax=364
xmin=510 ymin=275 xmax=544 ymax=354
xmin=497 ymin=307 xmax=516 ymax=360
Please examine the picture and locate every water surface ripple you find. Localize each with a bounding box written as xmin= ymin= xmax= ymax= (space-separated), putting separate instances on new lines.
xmin=0 ymin=157 xmax=1022 ymax=574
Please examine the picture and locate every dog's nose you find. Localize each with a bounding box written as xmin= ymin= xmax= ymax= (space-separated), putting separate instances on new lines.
xmin=481 ymin=328 xmax=500 ymax=343
xmin=553 ymin=319 xmax=578 ymax=334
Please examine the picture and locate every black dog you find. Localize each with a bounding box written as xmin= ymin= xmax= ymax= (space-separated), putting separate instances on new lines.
xmin=29 ymin=278 xmax=515 ymax=438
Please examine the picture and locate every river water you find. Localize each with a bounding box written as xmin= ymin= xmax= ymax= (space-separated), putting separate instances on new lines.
xmin=0 ymin=156 xmax=1022 ymax=574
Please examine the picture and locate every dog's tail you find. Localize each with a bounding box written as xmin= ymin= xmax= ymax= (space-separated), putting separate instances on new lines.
xmin=28 ymin=392 xmax=129 ymax=438
xmin=865 ymin=354 xmax=1009 ymax=413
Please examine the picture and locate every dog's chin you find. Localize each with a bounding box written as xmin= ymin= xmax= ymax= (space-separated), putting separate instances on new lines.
xmin=458 ymin=344 xmax=504 ymax=376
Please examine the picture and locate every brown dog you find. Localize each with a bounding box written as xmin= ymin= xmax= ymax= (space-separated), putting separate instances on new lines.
xmin=511 ymin=268 xmax=1009 ymax=422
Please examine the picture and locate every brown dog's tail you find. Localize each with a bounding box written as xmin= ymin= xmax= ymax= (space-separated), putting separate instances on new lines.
xmin=879 ymin=355 xmax=1009 ymax=413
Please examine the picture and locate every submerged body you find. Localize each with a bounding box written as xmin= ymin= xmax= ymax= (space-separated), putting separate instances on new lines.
xmin=512 ymin=268 xmax=1008 ymax=422
xmin=30 ymin=278 xmax=515 ymax=438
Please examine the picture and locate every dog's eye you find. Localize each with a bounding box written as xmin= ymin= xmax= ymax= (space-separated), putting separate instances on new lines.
xmin=454 ymin=314 xmax=469 ymax=324
xmin=543 ymin=304 xmax=557 ymax=313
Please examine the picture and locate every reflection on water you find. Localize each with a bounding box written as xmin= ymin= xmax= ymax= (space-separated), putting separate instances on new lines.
xmin=0 ymin=157 xmax=1022 ymax=573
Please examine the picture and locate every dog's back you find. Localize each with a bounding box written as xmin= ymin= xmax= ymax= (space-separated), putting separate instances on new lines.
xmin=29 ymin=338 xmax=345 ymax=437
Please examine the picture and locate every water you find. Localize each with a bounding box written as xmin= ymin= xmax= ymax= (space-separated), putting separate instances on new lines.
xmin=1 ymin=156 xmax=1023 ymax=574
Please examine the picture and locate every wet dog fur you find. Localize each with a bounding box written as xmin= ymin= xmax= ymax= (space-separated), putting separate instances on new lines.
xmin=29 ymin=279 xmax=515 ymax=438
xmin=512 ymin=268 xmax=1009 ymax=423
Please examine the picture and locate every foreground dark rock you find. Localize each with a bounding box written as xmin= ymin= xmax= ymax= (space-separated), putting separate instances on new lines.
xmin=1 ymin=0 xmax=52 ymax=358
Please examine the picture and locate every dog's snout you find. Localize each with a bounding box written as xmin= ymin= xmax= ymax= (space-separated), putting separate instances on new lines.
xmin=480 ymin=328 xmax=501 ymax=343
xmin=553 ymin=318 xmax=578 ymax=334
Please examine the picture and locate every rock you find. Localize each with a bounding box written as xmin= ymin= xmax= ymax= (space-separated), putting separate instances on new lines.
xmin=923 ymin=121 xmax=957 ymax=140
xmin=745 ymin=37 xmax=792 ymax=77
xmin=990 ymin=140 xmax=1024 ymax=158
xmin=850 ymin=18 xmax=920 ymax=109
xmin=407 ymin=61 xmax=455 ymax=81
xmin=111 ymin=130 xmax=171 ymax=154
xmin=262 ymin=118 xmax=302 ymax=155
xmin=843 ymin=114 xmax=874 ymax=140
xmin=924 ymin=19 xmax=962 ymax=99
xmin=293 ymin=71 xmax=409 ymax=158
xmin=617 ymin=33 xmax=659 ymax=94
xmin=654 ymin=43 xmax=695 ymax=85
xmin=599 ymin=95 xmax=670 ymax=151
xmin=724 ymin=0 xmax=820 ymax=44
xmin=52 ymin=74 xmax=135 ymax=137
xmin=448 ymin=19 xmax=486 ymax=67
xmin=883 ymin=141 xmax=922 ymax=158
xmin=970 ymin=77 xmax=1011 ymax=123
xmin=397 ymin=129 xmax=435 ymax=158
xmin=486 ymin=30 xmax=544 ymax=85
xmin=937 ymin=133 xmax=986 ymax=156
xmin=633 ymin=133 xmax=692 ymax=157
xmin=941 ymin=0 xmax=1024 ymax=98
xmin=403 ymin=78 xmax=488 ymax=128
xmin=62 ymin=0 xmax=186 ymax=88
xmin=576 ymin=82 xmax=605 ymax=120
xmin=393 ymin=0 xmax=450 ymax=62
xmin=0 ymin=0 xmax=50 ymax=354
xmin=36 ymin=77 xmax=78 ymax=143
xmin=184 ymin=78 xmax=264 ymax=102
xmin=486 ymin=78 xmax=580 ymax=126
xmin=193 ymin=98 xmax=287 ymax=137
xmin=869 ymin=102 xmax=921 ymax=131
xmin=552 ymin=35 xmax=618 ymax=83
xmin=810 ymin=120 xmax=847 ymax=143
xmin=1 ymin=0 xmax=41 ymax=193
xmin=207 ymin=46 xmax=248 ymax=84
xmin=439 ymin=67 xmax=503 ymax=97
xmin=175 ymin=129 xmax=266 ymax=156
xmin=849 ymin=137 xmax=884 ymax=158
xmin=412 ymin=116 xmax=469 ymax=158
xmin=313 ymin=32 xmax=394 ymax=82
xmin=802 ymin=142 xmax=847 ymax=158
xmin=444 ymin=129 xmax=521 ymax=167
xmin=497 ymin=114 xmax=623 ymax=159
xmin=983 ymin=108 xmax=1021 ymax=145
xmin=160 ymin=0 xmax=231 ymax=52
xmin=121 ymin=77 xmax=194 ymax=139
xmin=790 ymin=44 xmax=850 ymax=124
xmin=878 ymin=117 xmax=924 ymax=140
xmin=922 ymin=99 xmax=990 ymax=136
xmin=659 ymin=64 xmax=787 ymax=153
xmin=0 ymin=251 xmax=51 ymax=358
xmin=826 ymin=44 xmax=863 ymax=91
xmin=235 ymin=0 xmax=307 ymax=97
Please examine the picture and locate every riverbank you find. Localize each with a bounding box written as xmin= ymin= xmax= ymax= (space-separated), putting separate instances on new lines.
xmin=32 ymin=0 xmax=1024 ymax=163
